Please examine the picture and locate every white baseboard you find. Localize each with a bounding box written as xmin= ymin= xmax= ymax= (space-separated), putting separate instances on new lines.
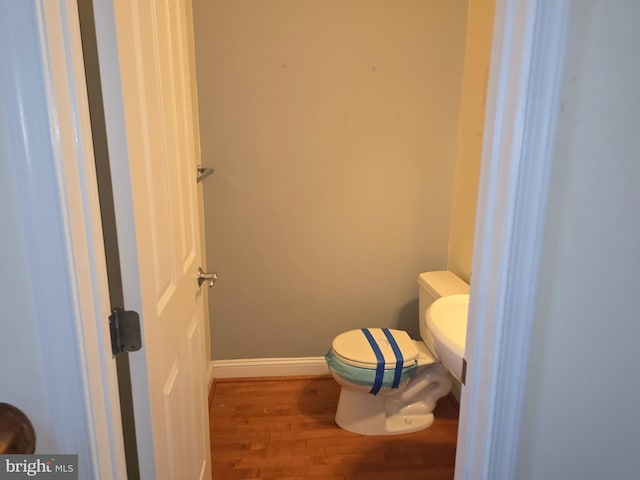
xmin=210 ymin=356 xmax=329 ymax=380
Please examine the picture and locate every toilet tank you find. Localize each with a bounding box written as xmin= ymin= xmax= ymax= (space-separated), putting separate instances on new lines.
xmin=418 ymin=271 xmax=469 ymax=346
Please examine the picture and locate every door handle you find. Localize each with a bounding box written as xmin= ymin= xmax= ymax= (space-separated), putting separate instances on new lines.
xmin=197 ymin=267 xmax=218 ymax=288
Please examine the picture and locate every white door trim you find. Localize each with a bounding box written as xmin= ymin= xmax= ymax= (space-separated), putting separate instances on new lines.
xmin=455 ymin=0 xmax=572 ymax=478
xmin=3 ymin=0 xmax=126 ymax=478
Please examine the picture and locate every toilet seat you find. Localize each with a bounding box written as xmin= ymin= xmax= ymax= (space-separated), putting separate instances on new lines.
xmin=330 ymin=328 xmax=421 ymax=396
xmin=331 ymin=328 xmax=418 ymax=369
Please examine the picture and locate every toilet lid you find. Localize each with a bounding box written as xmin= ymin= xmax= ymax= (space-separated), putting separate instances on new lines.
xmin=332 ymin=328 xmax=418 ymax=369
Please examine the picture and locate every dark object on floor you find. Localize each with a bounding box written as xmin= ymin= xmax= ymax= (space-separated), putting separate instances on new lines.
xmin=0 ymin=403 xmax=36 ymax=454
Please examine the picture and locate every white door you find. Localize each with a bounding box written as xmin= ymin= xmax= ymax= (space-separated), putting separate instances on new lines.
xmin=94 ymin=0 xmax=211 ymax=478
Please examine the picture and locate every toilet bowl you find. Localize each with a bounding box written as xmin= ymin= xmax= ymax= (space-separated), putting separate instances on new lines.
xmin=326 ymin=271 xmax=469 ymax=436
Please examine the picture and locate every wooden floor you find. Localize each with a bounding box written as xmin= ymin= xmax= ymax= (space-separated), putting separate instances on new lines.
xmin=209 ymin=376 xmax=459 ymax=480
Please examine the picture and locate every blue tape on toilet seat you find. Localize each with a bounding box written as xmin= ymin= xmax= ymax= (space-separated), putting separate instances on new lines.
xmin=324 ymin=350 xmax=418 ymax=392
xmin=381 ymin=328 xmax=404 ymax=389
xmin=361 ymin=328 xmax=386 ymax=395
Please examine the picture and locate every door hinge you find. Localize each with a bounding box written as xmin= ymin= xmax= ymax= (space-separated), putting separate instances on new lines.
xmin=109 ymin=309 xmax=142 ymax=356
xmin=461 ymin=357 xmax=467 ymax=385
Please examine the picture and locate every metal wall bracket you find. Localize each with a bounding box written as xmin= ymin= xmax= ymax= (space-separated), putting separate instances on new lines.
xmin=109 ymin=309 xmax=142 ymax=356
xmin=196 ymin=165 xmax=214 ymax=183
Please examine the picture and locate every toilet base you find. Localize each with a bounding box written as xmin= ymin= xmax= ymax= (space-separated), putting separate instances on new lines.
xmin=335 ymin=388 xmax=435 ymax=436
xmin=332 ymin=362 xmax=452 ymax=436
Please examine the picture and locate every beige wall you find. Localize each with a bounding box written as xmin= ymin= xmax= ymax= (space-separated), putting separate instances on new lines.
xmin=194 ymin=0 xmax=468 ymax=359
xmin=447 ymin=0 xmax=495 ymax=283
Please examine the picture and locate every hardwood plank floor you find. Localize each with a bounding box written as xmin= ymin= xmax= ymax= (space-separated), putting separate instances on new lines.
xmin=209 ymin=376 xmax=459 ymax=480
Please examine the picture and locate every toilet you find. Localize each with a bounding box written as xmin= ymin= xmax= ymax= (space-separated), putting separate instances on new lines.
xmin=325 ymin=271 xmax=469 ymax=435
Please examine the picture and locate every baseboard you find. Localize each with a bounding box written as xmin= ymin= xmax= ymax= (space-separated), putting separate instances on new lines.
xmin=210 ymin=356 xmax=329 ymax=380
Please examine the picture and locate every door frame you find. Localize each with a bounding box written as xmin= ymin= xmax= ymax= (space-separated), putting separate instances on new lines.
xmin=455 ymin=0 xmax=572 ymax=478
xmin=18 ymin=0 xmax=572 ymax=478
xmin=3 ymin=0 xmax=127 ymax=477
